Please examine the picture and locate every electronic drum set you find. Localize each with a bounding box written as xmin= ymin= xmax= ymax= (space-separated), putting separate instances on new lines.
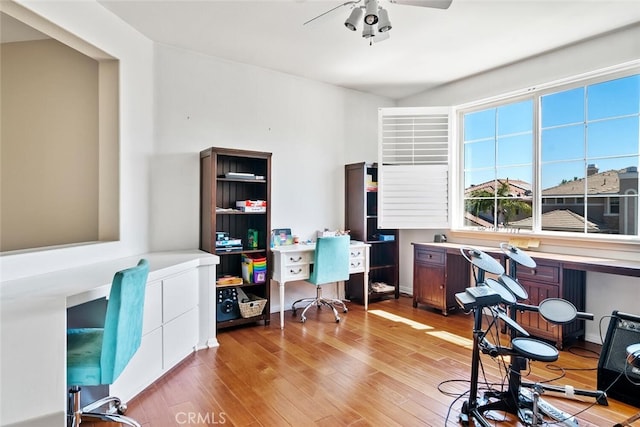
xmin=455 ymin=243 xmax=607 ymax=427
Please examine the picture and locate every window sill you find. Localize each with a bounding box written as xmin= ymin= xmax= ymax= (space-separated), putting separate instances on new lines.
xmin=447 ymin=229 xmax=639 ymax=262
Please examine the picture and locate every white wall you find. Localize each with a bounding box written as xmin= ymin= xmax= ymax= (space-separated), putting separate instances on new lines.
xmin=0 ymin=0 xmax=154 ymax=281
xmin=396 ymin=23 xmax=640 ymax=343
xmin=0 ymin=1 xmax=393 ymax=311
xmin=149 ymin=43 xmax=394 ymax=310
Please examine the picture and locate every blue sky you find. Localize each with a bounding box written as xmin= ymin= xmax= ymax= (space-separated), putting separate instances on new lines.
xmin=464 ymin=74 xmax=640 ymax=191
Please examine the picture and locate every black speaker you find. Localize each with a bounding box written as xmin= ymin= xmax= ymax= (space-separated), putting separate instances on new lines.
xmin=216 ymin=287 xmax=240 ymax=322
xmin=598 ymin=310 xmax=640 ymax=407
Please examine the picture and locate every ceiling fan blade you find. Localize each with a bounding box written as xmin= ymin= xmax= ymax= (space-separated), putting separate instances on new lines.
xmin=388 ymin=0 xmax=453 ymax=9
xmin=303 ymin=0 xmax=362 ymax=26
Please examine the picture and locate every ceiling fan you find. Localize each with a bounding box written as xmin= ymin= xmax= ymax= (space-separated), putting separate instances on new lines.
xmin=304 ymin=0 xmax=452 ymax=43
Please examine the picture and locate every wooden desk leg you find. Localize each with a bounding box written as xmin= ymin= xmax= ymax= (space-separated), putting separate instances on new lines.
xmin=279 ymin=280 xmax=286 ymax=329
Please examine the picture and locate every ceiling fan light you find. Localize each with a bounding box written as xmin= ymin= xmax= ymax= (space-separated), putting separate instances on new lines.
xmin=362 ymin=23 xmax=376 ymax=38
xmin=377 ymin=8 xmax=392 ymax=32
xmin=364 ymin=0 xmax=379 ymax=25
xmin=344 ymin=7 xmax=363 ymax=31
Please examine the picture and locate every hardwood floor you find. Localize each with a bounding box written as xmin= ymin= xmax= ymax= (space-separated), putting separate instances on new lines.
xmin=90 ymin=296 xmax=637 ymax=426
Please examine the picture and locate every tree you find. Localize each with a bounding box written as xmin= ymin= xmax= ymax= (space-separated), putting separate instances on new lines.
xmin=466 ymin=181 xmax=532 ymax=226
xmin=465 ymin=189 xmax=493 ymax=218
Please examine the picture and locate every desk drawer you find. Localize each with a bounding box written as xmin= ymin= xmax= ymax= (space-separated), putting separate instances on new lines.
xmin=349 ymin=248 xmax=366 ymax=273
xmin=283 ymin=265 xmax=311 ymax=281
xmin=284 ymin=252 xmax=312 ymax=267
xmin=415 ymin=248 xmax=445 ymax=266
xmin=349 ymin=257 xmax=365 ymax=273
xmin=517 ymin=263 xmax=560 ymax=284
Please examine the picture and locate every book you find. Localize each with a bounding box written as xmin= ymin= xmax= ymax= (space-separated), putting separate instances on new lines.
xmin=216 ymin=238 xmax=242 ymax=247
xmin=225 ymin=172 xmax=256 ymax=179
xmin=215 ymin=246 xmax=243 ymax=253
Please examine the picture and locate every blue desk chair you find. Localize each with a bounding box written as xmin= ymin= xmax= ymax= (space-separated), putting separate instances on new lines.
xmin=67 ymin=259 xmax=149 ymax=427
xmin=292 ymin=236 xmax=350 ymax=323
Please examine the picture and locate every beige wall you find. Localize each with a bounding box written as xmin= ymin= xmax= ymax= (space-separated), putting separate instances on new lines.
xmin=1 ymin=38 xmax=99 ymax=251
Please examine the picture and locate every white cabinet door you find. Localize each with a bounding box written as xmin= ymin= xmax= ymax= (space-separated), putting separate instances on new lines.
xmin=111 ymin=327 xmax=163 ymax=402
xmin=163 ymin=269 xmax=198 ymax=323
xmin=143 ymin=280 xmax=162 ymax=335
xmin=163 ymin=307 xmax=199 ymax=370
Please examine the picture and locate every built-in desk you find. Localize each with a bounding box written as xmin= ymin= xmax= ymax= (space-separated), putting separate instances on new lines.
xmin=272 ymin=241 xmax=370 ymax=329
xmin=0 ymin=250 xmax=218 ymax=427
xmin=412 ymin=242 xmax=640 ymax=348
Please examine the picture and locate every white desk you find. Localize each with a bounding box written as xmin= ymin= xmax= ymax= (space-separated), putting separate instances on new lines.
xmin=271 ymin=241 xmax=370 ymax=329
xmin=0 ymin=250 xmax=218 ymax=427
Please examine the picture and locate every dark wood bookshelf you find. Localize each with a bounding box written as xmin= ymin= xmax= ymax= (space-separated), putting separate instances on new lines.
xmin=344 ymin=162 xmax=399 ymax=303
xmin=200 ymin=147 xmax=272 ymax=329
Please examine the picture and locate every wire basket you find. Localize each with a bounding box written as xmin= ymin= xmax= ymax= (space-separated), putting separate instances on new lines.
xmin=239 ymin=298 xmax=267 ymax=318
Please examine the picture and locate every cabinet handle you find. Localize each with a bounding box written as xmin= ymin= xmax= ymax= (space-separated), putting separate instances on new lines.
xmin=351 ymin=251 xmax=362 ymax=257
xmin=439 ymin=285 xmax=444 ymax=289
xmin=289 ymin=268 xmax=302 ymax=275
xmin=289 ymin=256 xmax=302 ymax=262
xmin=350 ymin=261 xmax=362 ymax=268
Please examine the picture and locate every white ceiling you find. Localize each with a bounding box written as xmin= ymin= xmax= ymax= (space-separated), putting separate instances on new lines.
xmin=97 ymin=1 xmax=640 ymax=99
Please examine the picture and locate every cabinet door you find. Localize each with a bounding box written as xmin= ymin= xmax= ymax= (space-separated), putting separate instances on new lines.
xmin=163 ymin=307 xmax=199 ymax=370
xmin=517 ymin=279 xmax=560 ymax=342
xmin=163 ymin=269 xmax=199 ymax=323
xmin=414 ymin=263 xmax=445 ymax=310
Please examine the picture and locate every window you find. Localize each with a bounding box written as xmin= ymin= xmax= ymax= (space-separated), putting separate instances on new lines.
xmin=609 ymin=197 xmax=620 ymax=215
xmin=463 ymin=100 xmax=534 ymax=231
xmin=460 ymin=71 xmax=640 ymax=238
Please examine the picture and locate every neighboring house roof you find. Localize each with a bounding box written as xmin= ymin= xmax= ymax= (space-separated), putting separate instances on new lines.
xmin=465 ymin=179 xmax=532 ymax=198
xmin=464 ymin=212 xmax=494 ymax=228
xmin=467 ymin=167 xmax=635 ymax=198
xmin=542 ymin=168 xmax=630 ymax=197
xmin=509 ymin=209 xmax=606 ymax=232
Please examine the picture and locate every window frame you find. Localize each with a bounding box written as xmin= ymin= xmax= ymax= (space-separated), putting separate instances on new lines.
xmin=454 ymin=64 xmax=640 ymax=242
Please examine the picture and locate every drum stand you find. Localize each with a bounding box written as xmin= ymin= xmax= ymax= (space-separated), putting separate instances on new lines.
xmin=458 ymin=247 xmax=598 ymax=427
xmin=501 ymin=247 xmax=608 ymax=407
xmin=458 ymin=266 xmax=552 ymax=427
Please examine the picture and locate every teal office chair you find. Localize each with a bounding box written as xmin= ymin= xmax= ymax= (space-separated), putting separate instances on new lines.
xmin=292 ymin=235 xmax=350 ymax=323
xmin=67 ymin=259 xmax=149 ymax=427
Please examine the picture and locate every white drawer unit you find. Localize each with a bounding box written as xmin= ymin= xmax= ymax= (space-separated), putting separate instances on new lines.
xmin=110 ymin=263 xmax=212 ymax=409
xmin=272 ymin=241 xmax=370 ymax=329
xmin=349 ymin=248 xmax=366 ymax=273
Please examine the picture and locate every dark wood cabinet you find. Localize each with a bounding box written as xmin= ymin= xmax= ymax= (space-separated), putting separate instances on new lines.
xmin=344 ymin=162 xmax=399 ymax=303
xmin=412 ymin=242 xmax=587 ymax=348
xmin=513 ymin=262 xmax=585 ymax=348
xmin=200 ymin=147 xmax=271 ymax=329
xmin=412 ymin=245 xmax=468 ymax=315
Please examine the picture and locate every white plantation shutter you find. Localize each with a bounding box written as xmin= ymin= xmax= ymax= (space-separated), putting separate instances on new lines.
xmin=378 ymin=107 xmax=452 ymax=229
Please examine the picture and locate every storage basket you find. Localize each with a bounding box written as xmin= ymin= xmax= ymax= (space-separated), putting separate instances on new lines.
xmin=239 ymin=298 xmax=267 ymax=318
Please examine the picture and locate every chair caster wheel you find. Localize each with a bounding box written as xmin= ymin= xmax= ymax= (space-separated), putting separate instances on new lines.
xmin=343 ymin=308 xmax=348 ymax=313
xmin=116 ymin=403 xmax=128 ymax=415
xmin=335 ymin=317 xmax=340 ymax=323
xmin=300 ymin=317 xmax=306 ymax=323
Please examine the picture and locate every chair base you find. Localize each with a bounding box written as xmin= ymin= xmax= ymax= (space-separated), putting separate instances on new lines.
xmin=68 ymin=386 xmax=140 ymax=427
xmin=292 ymin=284 xmax=347 ymax=323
